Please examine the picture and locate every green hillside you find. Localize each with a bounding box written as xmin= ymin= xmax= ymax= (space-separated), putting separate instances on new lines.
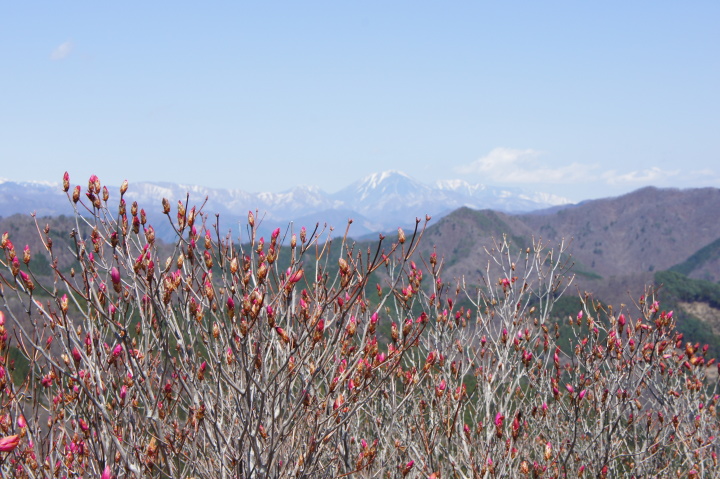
xmin=654 ymin=270 xmax=720 ymax=359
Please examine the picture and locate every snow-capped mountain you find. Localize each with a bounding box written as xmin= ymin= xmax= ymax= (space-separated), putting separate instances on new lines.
xmin=0 ymin=172 xmax=571 ymax=240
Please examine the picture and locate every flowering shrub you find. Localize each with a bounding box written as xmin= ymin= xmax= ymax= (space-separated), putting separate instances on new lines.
xmin=0 ymin=173 xmax=718 ymax=478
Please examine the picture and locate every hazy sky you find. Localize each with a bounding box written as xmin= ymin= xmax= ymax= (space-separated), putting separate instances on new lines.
xmin=2 ymin=2 xmax=718 ymax=202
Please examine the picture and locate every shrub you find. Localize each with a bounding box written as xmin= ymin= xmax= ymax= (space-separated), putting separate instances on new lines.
xmin=0 ymin=173 xmax=717 ymax=478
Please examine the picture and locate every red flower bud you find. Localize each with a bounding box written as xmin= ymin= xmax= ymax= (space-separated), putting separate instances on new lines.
xmin=287 ymin=269 xmax=304 ymax=284
xmin=101 ymin=465 xmax=112 ymax=479
xmin=0 ymin=434 xmax=20 ymax=452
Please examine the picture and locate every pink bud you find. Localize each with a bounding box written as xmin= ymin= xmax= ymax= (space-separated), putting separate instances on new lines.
xmin=288 ymin=270 xmax=304 ymax=284
xmin=0 ymin=435 xmax=20 ymax=452
xmin=101 ymin=465 xmax=112 ymax=479
xmin=495 ymin=412 xmax=504 ymax=428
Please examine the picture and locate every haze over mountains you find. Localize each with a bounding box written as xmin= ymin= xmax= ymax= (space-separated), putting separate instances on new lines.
xmin=0 ymin=171 xmax=570 ymax=240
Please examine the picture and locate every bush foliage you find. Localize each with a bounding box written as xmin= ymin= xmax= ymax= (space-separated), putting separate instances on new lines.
xmin=0 ymin=174 xmax=718 ymax=478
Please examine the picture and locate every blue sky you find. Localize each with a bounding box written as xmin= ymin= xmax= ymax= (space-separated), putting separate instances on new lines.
xmin=1 ymin=2 xmax=718 ymax=202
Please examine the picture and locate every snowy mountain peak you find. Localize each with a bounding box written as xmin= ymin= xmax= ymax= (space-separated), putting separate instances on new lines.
xmin=362 ymin=170 xmax=413 ymax=188
xmin=342 ymin=170 xmax=430 ymax=202
xmin=1 ymin=173 xmax=573 ymax=241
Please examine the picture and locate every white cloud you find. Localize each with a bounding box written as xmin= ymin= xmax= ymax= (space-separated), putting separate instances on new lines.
xmin=458 ymin=147 xmax=720 ymax=191
xmin=455 ymin=147 xmax=597 ymax=184
xmin=51 ymin=41 xmax=73 ymax=60
xmin=601 ymin=167 xmax=680 ymax=185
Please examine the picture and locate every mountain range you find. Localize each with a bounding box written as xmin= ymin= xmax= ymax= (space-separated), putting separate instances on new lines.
xmin=2 ymin=180 xmax=720 ymax=358
xmin=0 ymin=171 xmax=570 ymax=241
xmin=418 ymin=185 xmax=720 ymax=312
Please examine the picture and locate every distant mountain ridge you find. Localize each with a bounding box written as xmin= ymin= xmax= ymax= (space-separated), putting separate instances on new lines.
xmin=3 ymin=182 xmax=720 ymax=358
xmin=0 ymin=171 xmax=570 ymax=240
xmin=418 ymin=185 xmax=720 ymax=310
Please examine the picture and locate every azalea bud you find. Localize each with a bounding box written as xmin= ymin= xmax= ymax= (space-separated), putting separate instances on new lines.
xmin=287 ymin=269 xmax=304 ymax=284
xmin=111 ymin=267 xmax=121 ymax=293
xmin=424 ymin=350 xmax=437 ymax=370
xmin=62 ymin=172 xmax=70 ymax=192
xmin=0 ymin=434 xmax=20 ymax=452
xmin=494 ymin=412 xmax=504 ymax=437
xmin=72 ymin=185 xmax=81 ymax=203
xmin=275 ymin=326 xmax=290 ymax=344
xmin=401 ymin=460 xmax=413 ymax=476
xmin=60 ymin=294 xmax=69 ymax=314
xmin=19 ymin=270 xmax=34 ymax=291
xmin=435 ymin=379 xmax=446 ymax=398
xmin=313 ymin=318 xmax=325 ymax=344
xmin=397 ymin=228 xmax=405 ymax=244
xmin=345 ymin=317 xmax=357 ymax=337
xmin=544 ymin=442 xmax=552 ymax=461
